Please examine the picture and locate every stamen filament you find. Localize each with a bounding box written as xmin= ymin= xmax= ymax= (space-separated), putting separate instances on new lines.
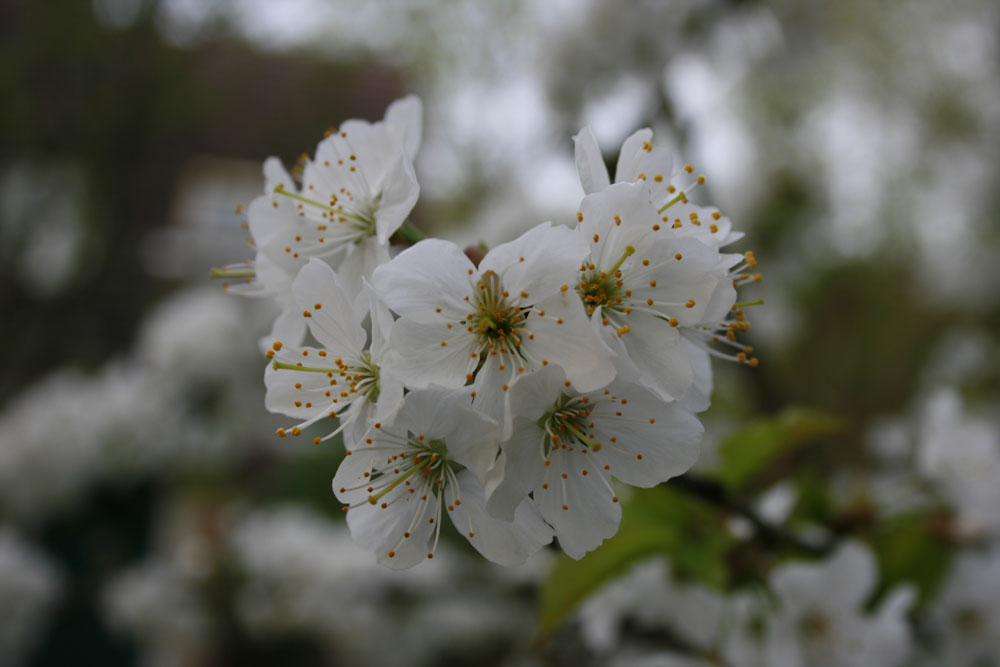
xmin=274 ymin=186 xmax=336 ymax=212
xmin=210 ymin=267 xmax=256 ymax=279
xmin=609 ymin=245 xmax=636 ymax=275
xmin=733 ymin=298 xmax=765 ymax=308
xmin=272 ymin=360 xmax=335 ymax=373
xmin=563 ymin=420 xmax=601 ymax=451
xmin=657 ymin=190 xmax=688 ymax=213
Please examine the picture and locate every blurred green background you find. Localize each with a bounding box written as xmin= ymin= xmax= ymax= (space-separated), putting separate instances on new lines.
xmin=1 ymin=0 xmax=998 ymax=665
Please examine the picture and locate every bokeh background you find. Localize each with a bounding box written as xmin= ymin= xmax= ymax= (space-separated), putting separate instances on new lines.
xmin=2 ymin=0 xmax=999 ymax=665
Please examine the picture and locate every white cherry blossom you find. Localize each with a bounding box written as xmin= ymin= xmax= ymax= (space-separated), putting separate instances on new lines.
xmin=574 ymin=125 xmax=743 ymax=248
xmin=264 ymin=258 xmax=402 ymax=447
xmin=722 ymin=541 xmax=915 ymax=667
xmin=486 ymin=366 xmax=702 ymax=559
xmin=575 ymin=181 xmax=739 ymax=401
xmin=930 ymin=546 xmax=1000 ymax=666
xmin=333 ymin=389 xmax=552 ymax=569
xmin=215 ymin=96 xmax=422 ymax=331
xmin=372 ymin=223 xmax=615 ymax=421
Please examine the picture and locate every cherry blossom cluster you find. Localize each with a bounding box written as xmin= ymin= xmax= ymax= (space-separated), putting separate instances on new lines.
xmin=214 ymin=96 xmax=761 ymax=568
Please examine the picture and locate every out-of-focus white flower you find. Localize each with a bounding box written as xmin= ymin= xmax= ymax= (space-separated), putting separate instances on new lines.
xmin=723 ymin=541 xmax=914 ymax=667
xmin=137 ymin=286 xmax=255 ymax=386
xmin=0 ymin=527 xmax=62 ymax=667
xmin=373 ymin=224 xmax=613 ymax=422
xmin=0 ymin=364 xmax=192 ymax=520
xmin=917 ymin=387 xmax=1000 ymax=537
xmin=104 ymin=560 xmax=211 ymax=666
xmin=230 ymin=505 xmax=397 ymax=633
xmin=930 ymin=546 xmax=1000 ymax=666
xmin=335 ymin=389 xmax=552 ymax=568
xmin=486 ymin=366 xmax=701 ymax=559
xmin=264 ymin=258 xmax=403 ymax=447
xmin=578 ymin=556 xmax=725 ymax=655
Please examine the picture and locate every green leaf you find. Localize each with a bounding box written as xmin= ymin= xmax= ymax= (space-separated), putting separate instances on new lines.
xmin=872 ymin=511 xmax=956 ymax=607
xmin=717 ymin=408 xmax=842 ymax=490
xmin=537 ymin=485 xmax=730 ymax=639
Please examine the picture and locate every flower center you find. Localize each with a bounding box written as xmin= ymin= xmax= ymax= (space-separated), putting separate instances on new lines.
xmin=468 ymin=272 xmax=525 ymax=349
xmin=576 ymin=245 xmax=634 ymax=317
xmin=540 ymin=394 xmax=603 ymax=453
xmin=365 ymin=436 xmax=461 ymax=505
xmin=955 ymin=607 xmax=983 ymax=634
xmin=799 ymin=611 xmax=830 ymax=640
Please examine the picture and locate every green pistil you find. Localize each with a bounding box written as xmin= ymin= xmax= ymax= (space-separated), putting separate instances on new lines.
xmin=210 ymin=267 xmax=256 ymax=279
xmin=368 ymin=464 xmax=423 ymax=504
xmin=274 ymin=186 xmax=336 ymax=213
xmin=470 ymin=274 xmax=524 ymax=348
xmin=542 ymin=395 xmax=601 ymax=451
xmin=733 ymin=298 xmax=765 ymax=308
xmin=577 ymin=246 xmax=633 ymax=314
xmin=610 ymin=245 xmax=635 ymax=274
xmin=274 ymin=352 xmax=382 ymax=401
xmin=562 ymin=420 xmax=602 ymax=451
xmin=272 ymin=361 xmax=334 ymax=373
xmin=657 ymin=190 xmax=688 ymax=213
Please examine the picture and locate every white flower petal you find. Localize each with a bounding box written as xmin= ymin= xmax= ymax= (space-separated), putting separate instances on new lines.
xmin=478 ymin=222 xmax=589 ymax=302
xmin=396 ymin=389 xmax=499 ymax=483
xmin=534 ymin=450 xmax=622 ymax=559
xmin=679 ymin=338 xmax=713 ymax=413
xmin=372 ymin=239 xmax=475 ymax=317
xmin=385 ymin=95 xmax=423 ymax=159
xmin=264 ymin=356 xmax=339 ymax=419
xmin=384 ymin=315 xmax=480 ymax=389
xmin=573 ymin=126 xmax=611 ymax=195
xmin=486 ymin=418 xmax=549 ymax=521
xmin=336 ymin=237 xmax=391 ymax=315
xmin=449 ymin=470 xmax=552 ymax=565
xmin=291 ymin=258 xmax=366 ymax=355
xmin=613 ymin=128 xmax=654 ymax=185
xmin=587 ymin=383 xmax=702 ymax=487
xmin=616 ymin=312 xmax=693 ymax=401
xmin=346 ymin=489 xmax=437 ymax=570
xmin=522 ymin=292 xmax=616 ymax=392
xmin=374 ymin=155 xmax=419 ymax=244
xmin=580 ymin=181 xmax=659 ymax=266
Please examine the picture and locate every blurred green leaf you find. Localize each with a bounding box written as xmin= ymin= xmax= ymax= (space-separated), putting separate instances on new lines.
xmin=718 ymin=408 xmax=842 ymax=490
xmin=872 ymin=511 xmax=957 ymax=607
xmin=537 ymin=485 xmax=730 ymax=639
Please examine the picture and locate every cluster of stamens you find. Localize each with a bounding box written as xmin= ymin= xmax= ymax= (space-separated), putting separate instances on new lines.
xmin=270 ymin=343 xmax=382 ymax=442
xmin=339 ymin=430 xmax=467 ymax=560
xmin=541 ymin=394 xmax=602 ymax=454
xmin=460 ymin=271 xmax=528 ymax=374
xmin=686 ymin=250 xmax=763 ymax=367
